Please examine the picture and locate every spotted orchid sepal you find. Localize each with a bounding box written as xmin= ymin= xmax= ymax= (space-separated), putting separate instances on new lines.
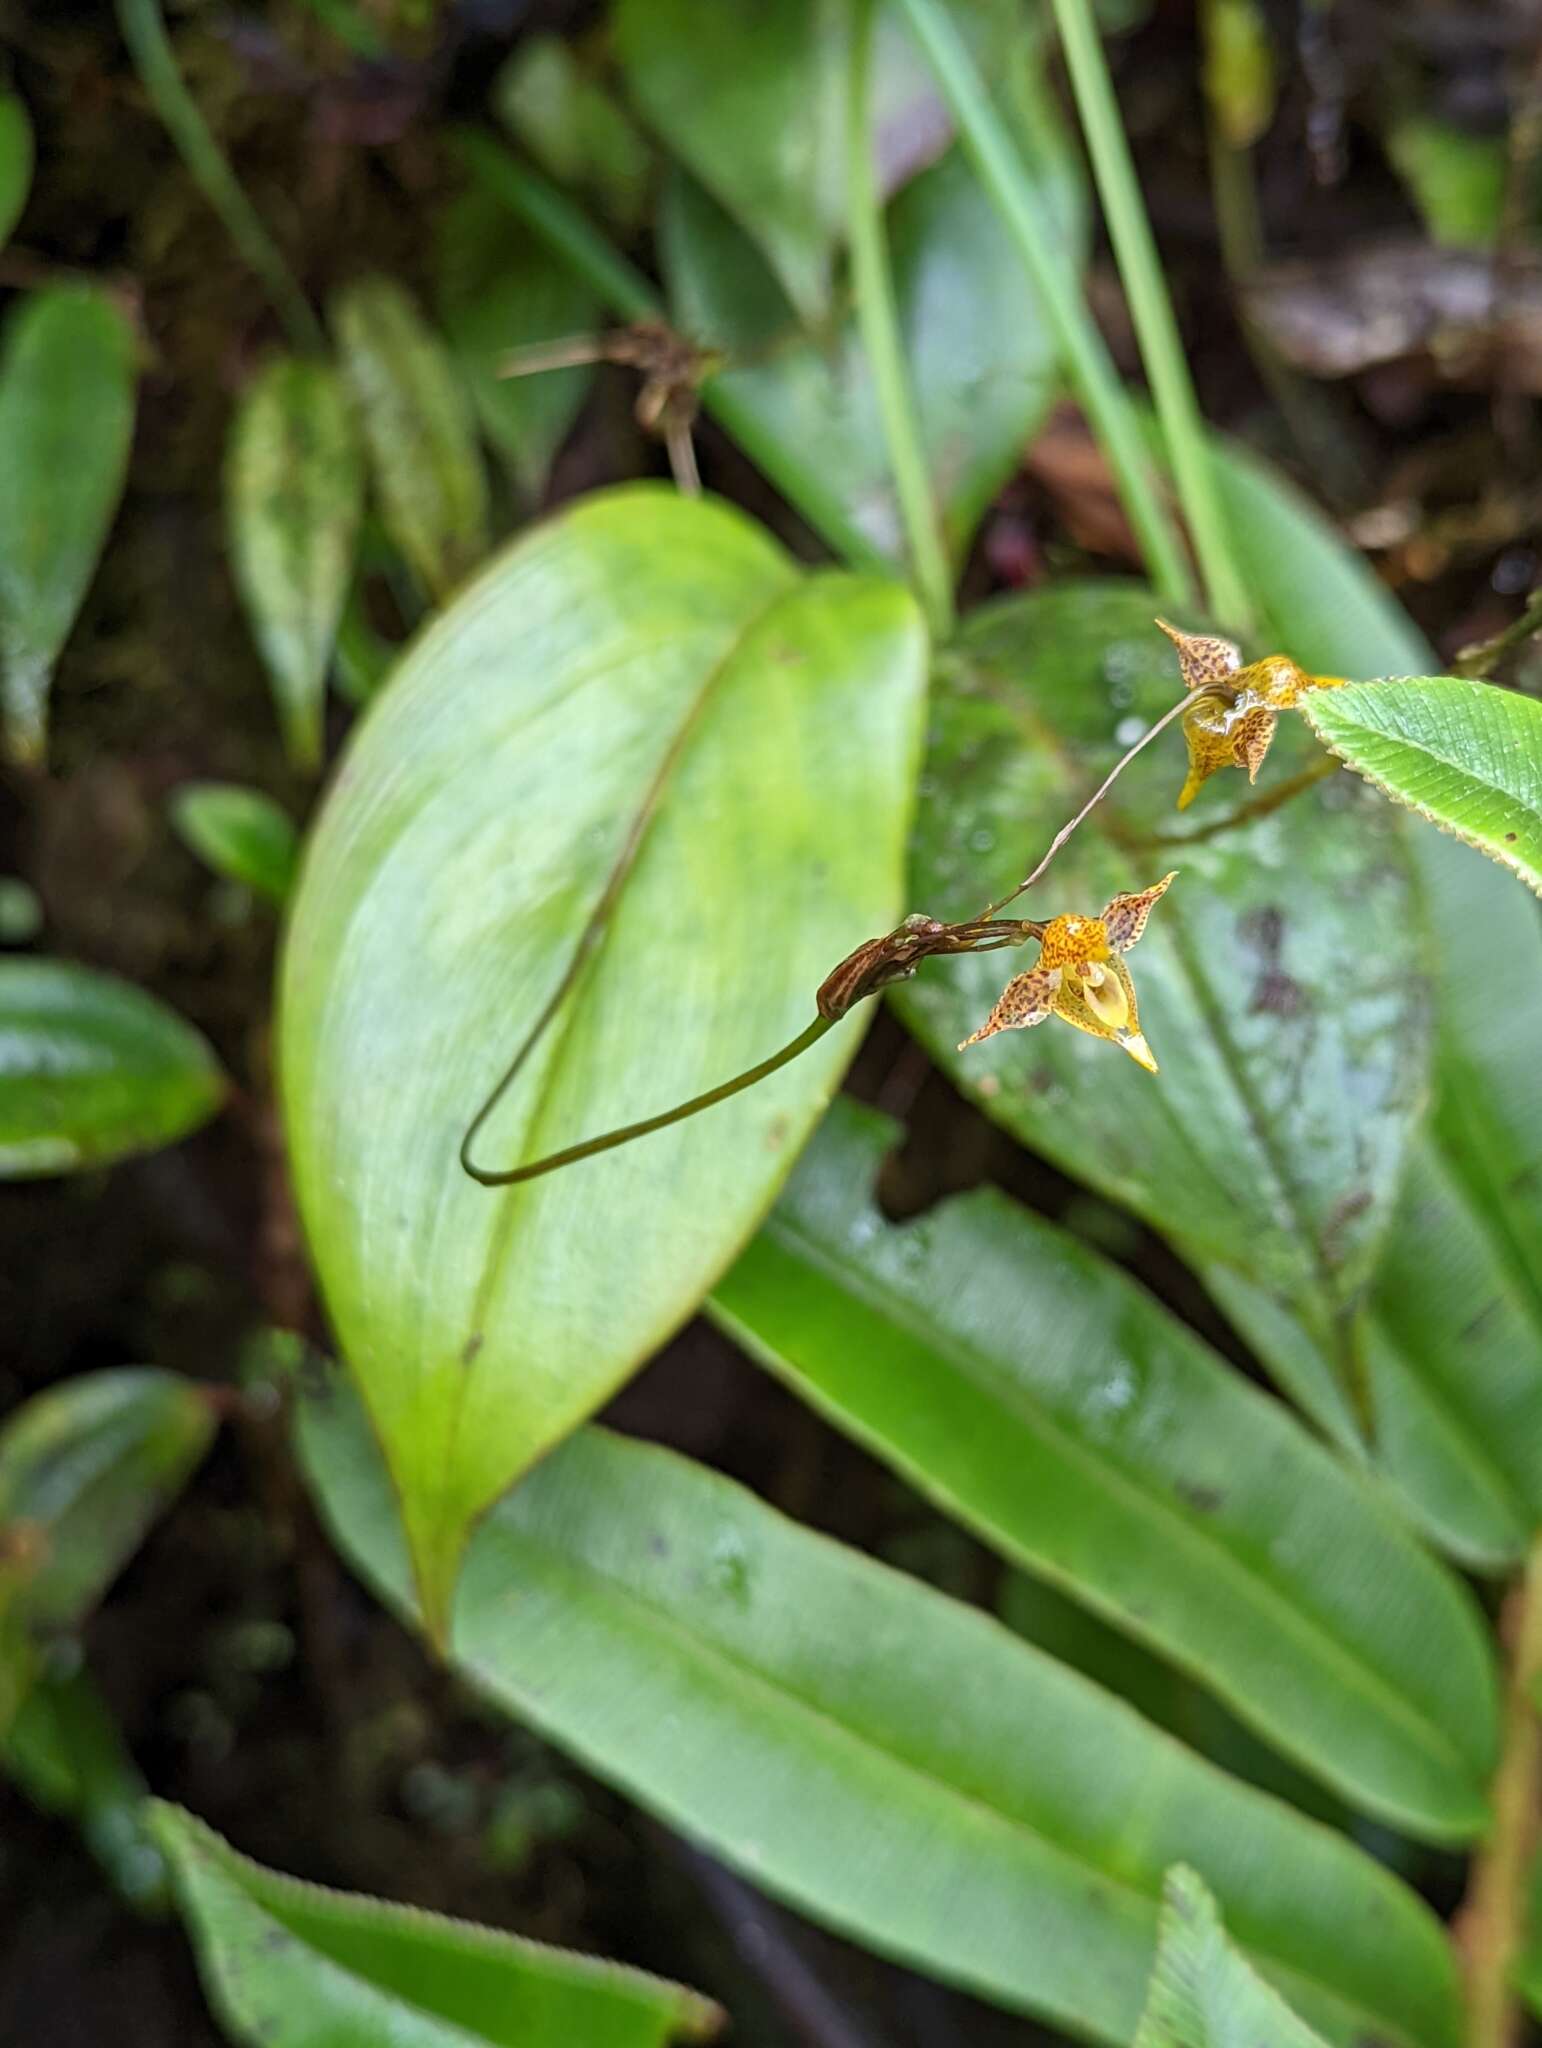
xmin=1155 ymin=619 xmax=1346 ymax=810
xmin=958 ymin=872 xmax=1177 ymax=1072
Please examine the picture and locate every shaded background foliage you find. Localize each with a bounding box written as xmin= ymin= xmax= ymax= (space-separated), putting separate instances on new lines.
xmin=4 ymin=0 xmax=1542 ymax=2044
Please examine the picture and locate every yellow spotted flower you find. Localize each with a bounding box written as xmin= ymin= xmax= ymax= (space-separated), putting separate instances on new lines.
xmin=1156 ymin=619 xmax=1344 ymax=810
xmin=958 ymin=872 xmax=1177 ymax=1072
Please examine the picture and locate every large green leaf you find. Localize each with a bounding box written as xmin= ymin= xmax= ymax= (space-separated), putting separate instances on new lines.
xmin=152 ymin=1802 xmax=721 ymax=2047
xmin=1302 ymin=676 xmax=1542 ymax=897
xmin=298 ymin=1379 xmax=1462 ymax=2048
xmin=710 ymin=1099 xmax=1494 ymax=1839
xmin=436 ymin=188 xmax=599 ymax=502
xmin=1134 ymin=1867 xmax=1329 ymax=2048
xmin=0 ymin=1368 xmax=216 ymax=1733
xmin=1198 ymin=436 xmax=1542 ymax=1565
xmin=331 ymin=276 xmax=489 ymax=602
xmin=225 ymin=355 xmax=363 ymax=770
xmin=893 ymin=578 xmax=1430 ymax=1366
xmin=0 ymin=92 xmax=33 ymax=252
xmin=0 ymin=958 xmax=225 ymax=1177
xmin=279 ymin=486 xmax=927 ymax=1630
xmin=0 ymin=285 xmax=136 ymax=764
xmin=615 ymin=0 xmax=1014 ymax=324
xmin=660 ymin=65 xmax=1077 ymax=571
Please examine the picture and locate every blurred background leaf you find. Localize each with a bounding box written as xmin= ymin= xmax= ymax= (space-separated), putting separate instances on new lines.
xmin=0 ymin=286 xmax=136 ymax=765
xmin=0 ymin=959 xmax=225 ymax=1178
xmin=169 ymin=782 xmax=299 ymax=907
xmin=0 ymin=92 xmax=33 ymax=251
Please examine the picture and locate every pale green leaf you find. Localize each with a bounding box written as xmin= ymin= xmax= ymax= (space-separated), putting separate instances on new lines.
xmin=170 ymin=782 xmax=298 ymax=906
xmin=225 ymin=355 xmax=363 ymax=770
xmin=1302 ymin=676 xmax=1542 ymax=899
xmin=278 ymin=486 xmax=926 ymax=1630
xmin=493 ymin=35 xmax=653 ymax=231
xmin=1134 ymin=1867 xmax=1330 ymax=2048
xmin=151 ymin=1801 xmax=721 ymax=2047
xmin=297 ymin=1378 xmax=1462 ymax=2048
xmin=711 ymin=1099 xmax=1495 ymax=1839
xmin=0 ymin=286 xmax=136 ymax=764
xmin=331 ymin=276 xmax=489 ymax=602
xmin=0 ymin=958 xmax=225 ymax=1178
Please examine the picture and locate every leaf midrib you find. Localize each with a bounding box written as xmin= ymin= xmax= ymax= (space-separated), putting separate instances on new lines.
xmin=742 ymin=1197 xmax=1481 ymax=1808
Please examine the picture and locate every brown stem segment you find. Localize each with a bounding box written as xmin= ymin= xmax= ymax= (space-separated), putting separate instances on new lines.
xmin=1459 ymin=1533 xmax=1542 ymax=2048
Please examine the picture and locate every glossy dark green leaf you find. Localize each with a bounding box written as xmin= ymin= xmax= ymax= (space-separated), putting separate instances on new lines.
xmin=436 ymin=188 xmax=599 ymax=502
xmin=0 ymin=958 xmax=225 ymax=1177
xmin=661 ymin=62 xmax=1078 ymax=570
xmin=331 ymin=276 xmax=489 ymax=602
xmin=170 ymin=782 xmax=298 ymax=906
xmin=1198 ymin=437 xmax=1542 ymax=1566
xmin=1302 ymin=677 xmax=1542 ymax=898
xmin=298 ymin=1377 xmax=1462 ymax=2048
xmin=615 ymin=0 xmax=1014 ymax=322
xmin=0 ymin=1368 xmax=216 ymax=1732
xmin=493 ymin=35 xmax=654 ymax=231
xmin=279 ymin=486 xmax=926 ymax=1631
xmin=152 ymin=1802 xmax=721 ymax=2046
xmin=0 ymin=92 xmax=33 ymax=251
xmin=225 ymin=356 xmax=363 ymax=770
xmin=711 ymin=1098 xmax=1494 ymax=1839
xmin=893 ymin=578 xmax=1429 ymax=1372
xmin=1134 ymin=1867 xmax=1330 ymax=2048
xmin=3 ymin=1665 xmax=167 ymax=1906
xmin=0 ymin=286 xmax=136 ymax=764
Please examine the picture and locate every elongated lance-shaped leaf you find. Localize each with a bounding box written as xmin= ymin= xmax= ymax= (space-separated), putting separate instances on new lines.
xmin=0 ymin=93 xmax=34 ymax=251
xmin=151 ymin=1802 xmax=722 ymax=2047
xmin=298 ymin=1377 xmax=1462 ymax=2048
xmin=711 ymin=1099 xmax=1496 ymax=1840
xmin=0 ymin=1368 xmax=217 ymax=1734
xmin=1134 ymin=1867 xmax=1330 ymax=2048
xmin=0 ymin=958 xmax=225 ymax=1178
xmin=1302 ymin=676 xmax=1542 ymax=897
xmin=279 ymin=486 xmax=927 ymax=1633
xmin=331 ymin=276 xmax=489 ymax=602
xmin=170 ymin=782 xmax=299 ymax=907
xmin=226 ymin=356 xmax=363 ymax=770
xmin=0 ymin=286 xmax=136 ymax=764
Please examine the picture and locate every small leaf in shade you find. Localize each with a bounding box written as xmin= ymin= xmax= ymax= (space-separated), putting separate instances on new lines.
xmin=435 ymin=189 xmax=599 ymax=502
xmin=0 ymin=876 xmax=42 ymax=944
xmin=170 ymin=782 xmax=299 ymax=906
xmin=225 ymin=356 xmax=363 ymax=771
xmin=0 ymin=285 xmax=136 ymax=764
xmin=660 ymin=60 xmax=1080 ymax=572
xmin=297 ymin=1378 xmax=1463 ymax=2048
xmin=493 ymin=34 xmax=654 ymax=230
xmin=1301 ymin=676 xmax=1542 ymax=898
xmin=0 ymin=92 xmax=33 ymax=250
xmin=2 ymin=1665 xmax=167 ymax=1907
xmin=710 ymin=1100 xmax=1496 ymax=1842
xmin=331 ymin=276 xmax=489 ymax=602
xmin=279 ymin=486 xmax=926 ymax=1634
xmin=1134 ymin=1867 xmax=1330 ymax=2048
xmin=0 ymin=1369 xmax=217 ymax=1732
xmin=150 ymin=1801 xmax=722 ymax=2047
xmin=0 ymin=958 xmax=225 ymax=1178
